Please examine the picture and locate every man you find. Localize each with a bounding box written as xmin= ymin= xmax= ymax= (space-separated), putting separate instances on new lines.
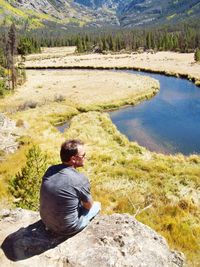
xmin=40 ymin=139 xmax=101 ymax=236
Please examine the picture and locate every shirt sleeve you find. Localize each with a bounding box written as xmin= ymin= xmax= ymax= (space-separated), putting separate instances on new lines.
xmin=77 ymin=174 xmax=92 ymax=202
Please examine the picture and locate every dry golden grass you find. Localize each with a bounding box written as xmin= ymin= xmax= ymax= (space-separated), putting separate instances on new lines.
xmin=24 ymin=50 xmax=200 ymax=83
xmin=23 ymin=46 xmax=76 ymax=61
xmin=0 ymin=69 xmax=159 ymax=112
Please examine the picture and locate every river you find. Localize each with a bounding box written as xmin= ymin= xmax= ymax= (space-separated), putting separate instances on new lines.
xmin=109 ymin=70 xmax=200 ymax=155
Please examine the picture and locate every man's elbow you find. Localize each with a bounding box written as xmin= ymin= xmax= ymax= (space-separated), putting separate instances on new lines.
xmin=82 ymin=199 xmax=93 ymax=210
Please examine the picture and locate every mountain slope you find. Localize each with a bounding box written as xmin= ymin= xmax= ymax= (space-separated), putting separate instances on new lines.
xmin=0 ymin=0 xmax=120 ymax=28
xmin=0 ymin=0 xmax=200 ymax=28
xmin=120 ymin=0 xmax=200 ymax=27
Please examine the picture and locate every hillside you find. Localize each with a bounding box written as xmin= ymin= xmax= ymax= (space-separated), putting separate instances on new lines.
xmin=0 ymin=0 xmax=200 ymax=28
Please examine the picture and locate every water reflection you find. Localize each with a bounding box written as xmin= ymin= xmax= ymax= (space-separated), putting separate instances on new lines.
xmin=56 ymin=122 xmax=69 ymax=133
xmin=110 ymin=71 xmax=200 ymax=155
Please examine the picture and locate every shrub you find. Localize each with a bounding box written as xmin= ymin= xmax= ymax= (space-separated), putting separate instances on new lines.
xmin=16 ymin=119 xmax=24 ymax=127
xmin=18 ymin=100 xmax=38 ymax=111
xmin=9 ymin=145 xmax=49 ymax=210
xmin=0 ymin=149 xmax=5 ymax=158
xmin=54 ymin=94 xmax=66 ymax=102
xmin=194 ymin=48 xmax=200 ymax=62
xmin=0 ymin=79 xmax=7 ymax=97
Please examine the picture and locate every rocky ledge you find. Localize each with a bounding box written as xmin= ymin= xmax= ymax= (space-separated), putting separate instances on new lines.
xmin=0 ymin=208 xmax=185 ymax=267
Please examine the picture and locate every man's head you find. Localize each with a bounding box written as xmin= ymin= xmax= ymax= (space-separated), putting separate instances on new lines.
xmin=60 ymin=139 xmax=86 ymax=168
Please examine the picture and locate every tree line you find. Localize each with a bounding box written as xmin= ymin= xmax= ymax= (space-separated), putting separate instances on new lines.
xmin=26 ymin=24 xmax=200 ymax=54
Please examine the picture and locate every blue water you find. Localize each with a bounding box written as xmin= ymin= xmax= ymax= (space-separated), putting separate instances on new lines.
xmin=109 ymin=71 xmax=200 ymax=155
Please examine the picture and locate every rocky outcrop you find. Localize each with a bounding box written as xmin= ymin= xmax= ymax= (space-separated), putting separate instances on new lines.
xmin=0 ymin=113 xmax=19 ymax=156
xmin=0 ymin=208 xmax=185 ymax=267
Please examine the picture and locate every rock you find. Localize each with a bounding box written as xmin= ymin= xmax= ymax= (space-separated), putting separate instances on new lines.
xmin=0 ymin=113 xmax=19 ymax=155
xmin=0 ymin=208 xmax=185 ymax=267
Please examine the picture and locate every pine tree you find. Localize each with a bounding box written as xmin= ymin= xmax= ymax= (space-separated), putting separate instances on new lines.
xmin=7 ymin=23 xmax=17 ymax=90
xmin=146 ymin=32 xmax=152 ymax=49
xmin=9 ymin=145 xmax=49 ymax=210
xmin=76 ymin=36 xmax=84 ymax=52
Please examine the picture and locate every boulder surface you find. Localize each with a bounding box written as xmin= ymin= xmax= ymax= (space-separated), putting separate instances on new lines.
xmin=0 ymin=208 xmax=185 ymax=267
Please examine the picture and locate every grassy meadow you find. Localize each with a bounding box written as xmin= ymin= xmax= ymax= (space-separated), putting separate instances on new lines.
xmin=65 ymin=111 xmax=200 ymax=266
xmin=0 ymin=57 xmax=200 ymax=266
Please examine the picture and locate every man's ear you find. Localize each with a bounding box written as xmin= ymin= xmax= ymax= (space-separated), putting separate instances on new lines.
xmin=70 ymin=156 xmax=76 ymax=164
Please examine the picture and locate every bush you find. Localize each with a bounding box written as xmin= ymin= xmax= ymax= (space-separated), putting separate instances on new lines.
xmin=54 ymin=94 xmax=66 ymax=102
xmin=194 ymin=48 xmax=200 ymax=62
xmin=16 ymin=119 xmax=24 ymax=127
xmin=18 ymin=100 xmax=38 ymax=111
xmin=9 ymin=145 xmax=49 ymax=210
xmin=0 ymin=79 xmax=7 ymax=97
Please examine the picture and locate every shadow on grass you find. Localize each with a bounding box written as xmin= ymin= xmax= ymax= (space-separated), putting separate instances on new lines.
xmin=1 ymin=220 xmax=68 ymax=261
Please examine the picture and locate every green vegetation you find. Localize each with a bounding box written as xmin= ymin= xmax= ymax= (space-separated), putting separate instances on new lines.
xmin=0 ymin=23 xmax=19 ymax=91
xmin=194 ymin=48 xmax=200 ymax=62
xmin=0 ymin=47 xmax=6 ymax=95
xmin=0 ymin=23 xmax=41 ymax=94
xmin=1 ymin=21 xmax=198 ymax=55
xmin=0 ymin=78 xmax=7 ymax=96
xmin=0 ymin=65 xmax=7 ymax=96
xmin=20 ymin=23 xmax=199 ymax=54
xmin=0 ymin=0 xmax=56 ymax=29
xmin=17 ymin=36 xmax=41 ymax=55
xmin=9 ymin=145 xmax=49 ymax=210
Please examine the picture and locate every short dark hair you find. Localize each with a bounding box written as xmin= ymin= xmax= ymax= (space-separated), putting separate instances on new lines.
xmin=60 ymin=139 xmax=84 ymax=163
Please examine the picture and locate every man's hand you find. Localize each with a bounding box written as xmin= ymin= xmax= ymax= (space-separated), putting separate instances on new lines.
xmin=81 ymin=199 xmax=93 ymax=210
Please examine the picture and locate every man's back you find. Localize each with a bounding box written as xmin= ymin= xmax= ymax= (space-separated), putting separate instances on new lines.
xmin=40 ymin=164 xmax=91 ymax=235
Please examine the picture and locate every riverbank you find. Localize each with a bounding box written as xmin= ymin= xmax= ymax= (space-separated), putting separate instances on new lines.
xmin=24 ymin=51 xmax=200 ymax=85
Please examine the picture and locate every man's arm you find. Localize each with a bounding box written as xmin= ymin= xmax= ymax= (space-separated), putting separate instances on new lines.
xmin=81 ymin=198 xmax=93 ymax=210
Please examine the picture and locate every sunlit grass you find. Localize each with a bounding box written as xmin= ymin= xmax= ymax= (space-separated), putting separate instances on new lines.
xmin=0 ymin=108 xmax=199 ymax=265
xmin=63 ymin=111 xmax=200 ymax=266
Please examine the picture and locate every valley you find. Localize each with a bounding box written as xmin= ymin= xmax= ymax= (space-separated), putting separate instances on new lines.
xmin=0 ymin=48 xmax=200 ymax=266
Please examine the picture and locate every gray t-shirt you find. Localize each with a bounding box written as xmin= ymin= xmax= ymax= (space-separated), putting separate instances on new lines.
xmin=40 ymin=164 xmax=91 ymax=235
